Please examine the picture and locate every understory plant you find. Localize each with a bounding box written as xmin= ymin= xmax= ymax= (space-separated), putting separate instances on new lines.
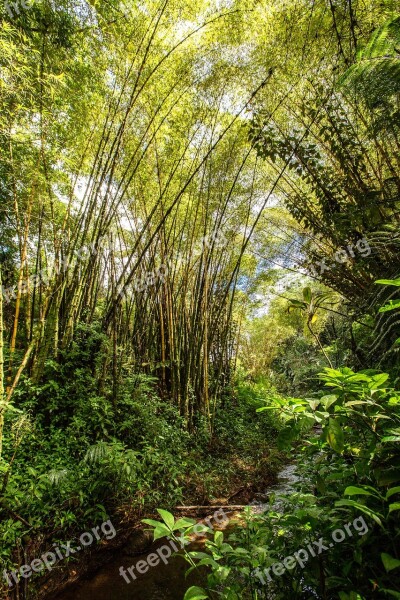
xmin=151 ymin=366 xmax=400 ymax=600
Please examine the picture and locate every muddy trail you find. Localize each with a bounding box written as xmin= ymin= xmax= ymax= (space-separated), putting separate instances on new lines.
xmin=52 ymin=465 xmax=299 ymax=600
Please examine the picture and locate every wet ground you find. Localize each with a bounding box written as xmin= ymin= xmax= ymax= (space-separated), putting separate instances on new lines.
xmin=54 ymin=464 xmax=300 ymax=600
xmin=55 ymin=546 xmax=203 ymax=600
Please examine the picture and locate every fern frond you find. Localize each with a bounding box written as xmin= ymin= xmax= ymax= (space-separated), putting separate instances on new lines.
xmin=339 ymin=16 xmax=400 ymax=108
xmin=84 ymin=442 xmax=113 ymax=464
xmin=363 ymin=15 xmax=400 ymax=59
xmin=45 ymin=469 xmax=69 ymax=486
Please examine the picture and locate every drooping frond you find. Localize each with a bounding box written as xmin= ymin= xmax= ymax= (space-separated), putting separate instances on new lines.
xmin=84 ymin=442 xmax=113 ymax=464
xmin=363 ymin=15 xmax=400 ymax=59
xmin=340 ymin=16 xmax=400 ymax=110
xmin=45 ymin=469 xmax=69 ymax=487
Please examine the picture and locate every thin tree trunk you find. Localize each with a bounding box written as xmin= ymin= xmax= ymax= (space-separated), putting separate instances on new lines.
xmin=0 ymin=266 xmax=5 ymax=458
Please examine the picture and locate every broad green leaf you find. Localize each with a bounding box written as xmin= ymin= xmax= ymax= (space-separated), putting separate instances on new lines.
xmin=335 ymin=499 xmax=382 ymax=526
xmin=386 ymin=487 xmax=400 ymax=500
xmin=142 ymin=518 xmax=163 ymax=528
xmin=231 ymin=547 xmax=248 ymax=555
xmin=197 ymin=557 xmax=221 ymax=568
xmin=381 ymin=590 xmax=400 ymax=599
xmin=183 ymin=586 xmax=209 ymax=600
xmin=173 ymin=517 xmax=196 ymax=530
xmin=216 ymin=565 xmax=231 ymax=580
xmin=345 ymin=401 xmax=369 ymax=406
xmin=214 ymin=530 xmax=223 ymax=546
xmin=288 ymin=299 xmax=306 ymax=308
xmin=314 ymin=410 xmax=329 ymax=420
xmin=187 ymin=551 xmax=211 ymax=559
xmin=321 ymin=394 xmax=337 ymax=409
xmin=375 ymin=279 xmax=400 ymax=286
xmin=344 ymin=486 xmax=380 ymax=498
xmin=389 ymin=502 xmax=400 ymax=514
xmin=370 ymin=373 xmax=389 ymax=387
xmin=326 ymin=418 xmax=344 ymax=453
xmin=379 ymin=300 xmax=400 ymax=313
xmin=308 ymin=399 xmax=320 ymax=410
xmin=189 ymin=524 xmax=209 ymax=534
xmin=381 ymin=553 xmax=400 ymax=572
xmin=153 ymin=523 xmax=172 ymax=541
xmin=157 ymin=509 xmax=175 ymax=530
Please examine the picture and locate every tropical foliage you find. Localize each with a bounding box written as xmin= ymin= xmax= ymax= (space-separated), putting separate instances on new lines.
xmin=0 ymin=0 xmax=399 ymax=599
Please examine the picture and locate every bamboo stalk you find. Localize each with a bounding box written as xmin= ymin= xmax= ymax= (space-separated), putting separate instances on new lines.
xmin=0 ymin=266 xmax=5 ymax=459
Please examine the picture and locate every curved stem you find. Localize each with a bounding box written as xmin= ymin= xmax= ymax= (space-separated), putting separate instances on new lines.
xmin=307 ymin=321 xmax=333 ymax=368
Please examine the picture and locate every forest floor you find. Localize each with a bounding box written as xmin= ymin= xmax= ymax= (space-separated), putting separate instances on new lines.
xmin=37 ymin=450 xmax=282 ymax=599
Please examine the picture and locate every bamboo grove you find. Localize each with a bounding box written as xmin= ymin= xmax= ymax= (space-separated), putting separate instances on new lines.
xmin=0 ymin=0 xmax=399 ymax=454
xmin=0 ymin=0 xmax=276 ymax=446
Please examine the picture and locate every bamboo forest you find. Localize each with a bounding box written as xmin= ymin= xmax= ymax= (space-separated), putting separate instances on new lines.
xmin=0 ymin=0 xmax=399 ymax=598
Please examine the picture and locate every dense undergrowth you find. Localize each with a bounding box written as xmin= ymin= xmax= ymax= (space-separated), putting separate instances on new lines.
xmin=145 ymin=368 xmax=400 ymax=600
xmin=148 ymin=280 xmax=400 ymax=600
xmin=165 ymin=367 xmax=400 ymax=600
xmin=0 ymin=329 xmax=282 ymax=598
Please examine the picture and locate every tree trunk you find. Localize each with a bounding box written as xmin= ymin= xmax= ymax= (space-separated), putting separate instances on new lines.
xmin=0 ymin=266 xmax=5 ymax=458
